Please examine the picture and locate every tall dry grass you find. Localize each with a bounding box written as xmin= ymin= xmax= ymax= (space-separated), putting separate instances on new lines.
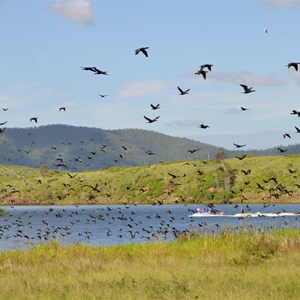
xmin=0 ymin=228 xmax=299 ymax=299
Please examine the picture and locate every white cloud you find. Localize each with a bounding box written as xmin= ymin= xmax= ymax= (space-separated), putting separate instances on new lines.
xmin=165 ymin=119 xmax=202 ymax=127
xmin=210 ymin=71 xmax=284 ymax=86
xmin=118 ymin=80 xmax=170 ymax=98
xmin=52 ymin=0 xmax=94 ymax=25
xmin=262 ymin=0 xmax=300 ymax=9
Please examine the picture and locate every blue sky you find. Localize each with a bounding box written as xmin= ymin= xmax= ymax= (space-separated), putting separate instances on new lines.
xmin=1 ymin=0 xmax=300 ymax=150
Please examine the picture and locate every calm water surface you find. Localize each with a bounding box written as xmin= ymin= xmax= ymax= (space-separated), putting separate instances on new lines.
xmin=0 ymin=204 xmax=299 ymax=251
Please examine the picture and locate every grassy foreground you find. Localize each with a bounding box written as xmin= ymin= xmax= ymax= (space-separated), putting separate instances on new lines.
xmin=0 ymin=228 xmax=300 ymax=299
xmin=0 ymin=154 xmax=299 ymax=205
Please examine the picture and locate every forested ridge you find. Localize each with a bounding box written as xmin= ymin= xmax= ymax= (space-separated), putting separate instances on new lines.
xmin=0 ymin=124 xmax=299 ymax=171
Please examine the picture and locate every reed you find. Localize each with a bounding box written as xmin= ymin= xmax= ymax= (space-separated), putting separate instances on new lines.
xmin=0 ymin=229 xmax=299 ymax=299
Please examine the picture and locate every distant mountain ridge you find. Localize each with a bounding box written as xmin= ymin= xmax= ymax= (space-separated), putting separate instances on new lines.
xmin=0 ymin=124 xmax=299 ymax=171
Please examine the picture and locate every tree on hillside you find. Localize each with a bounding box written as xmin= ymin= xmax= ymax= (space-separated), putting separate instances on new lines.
xmin=215 ymin=148 xmax=225 ymax=163
xmin=40 ymin=164 xmax=49 ymax=177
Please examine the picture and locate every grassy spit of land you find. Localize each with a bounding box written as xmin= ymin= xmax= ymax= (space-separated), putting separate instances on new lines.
xmin=0 ymin=228 xmax=299 ymax=299
xmin=0 ymin=154 xmax=299 ymax=205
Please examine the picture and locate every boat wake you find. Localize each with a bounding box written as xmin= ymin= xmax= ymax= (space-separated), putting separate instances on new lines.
xmin=189 ymin=212 xmax=300 ymax=218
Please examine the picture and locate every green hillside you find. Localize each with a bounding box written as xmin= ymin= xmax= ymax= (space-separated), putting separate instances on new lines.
xmin=0 ymin=154 xmax=299 ymax=205
xmin=1 ymin=125 xmax=299 ymax=172
xmin=0 ymin=125 xmax=222 ymax=171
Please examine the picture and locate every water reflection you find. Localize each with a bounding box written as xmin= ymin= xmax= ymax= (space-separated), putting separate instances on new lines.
xmin=0 ymin=204 xmax=299 ymax=251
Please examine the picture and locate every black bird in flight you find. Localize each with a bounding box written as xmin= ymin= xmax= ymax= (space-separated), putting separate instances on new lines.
xmin=196 ymin=169 xmax=204 ymax=175
xmin=241 ymin=169 xmax=251 ymax=175
xmin=0 ymin=121 xmax=7 ymax=126
xmin=277 ymin=147 xmax=288 ymax=153
xmin=151 ymin=104 xmax=160 ymax=110
xmin=199 ymin=124 xmax=210 ymax=129
xmin=67 ymin=173 xmax=77 ymax=179
xmin=1 ymin=108 xmax=8 ymax=111
xmin=168 ymin=172 xmax=178 ymax=179
xmin=241 ymin=107 xmax=249 ymax=111
xmin=200 ymin=64 xmax=213 ymax=71
xmin=257 ymin=183 xmax=264 ymax=190
xmin=295 ymin=126 xmax=300 ymax=133
xmin=30 ymin=117 xmax=38 ymax=123
xmin=290 ymin=110 xmax=300 ymax=116
xmin=240 ymin=84 xmax=255 ymax=94
xmin=81 ymin=66 xmax=95 ymax=72
xmin=98 ymin=94 xmax=109 ymax=98
xmin=283 ymin=133 xmax=291 ymax=138
xmin=59 ymin=107 xmax=66 ymax=111
xmin=235 ymin=154 xmax=247 ymax=160
xmin=55 ymin=163 xmax=68 ymax=168
xmin=82 ymin=183 xmax=101 ymax=192
xmin=145 ymin=149 xmax=155 ymax=155
xmin=81 ymin=66 xmax=108 ymax=75
xmin=93 ymin=67 xmax=108 ymax=75
xmin=268 ymin=177 xmax=278 ymax=184
xmin=287 ymin=62 xmax=300 ymax=71
xmin=135 ymin=47 xmax=149 ymax=57
xmin=177 ymin=86 xmax=190 ymax=95
xmin=233 ymin=143 xmax=246 ymax=148
xmin=144 ymin=115 xmax=160 ymax=123
xmin=195 ymin=69 xmax=207 ymax=79
xmin=188 ymin=148 xmax=201 ymax=153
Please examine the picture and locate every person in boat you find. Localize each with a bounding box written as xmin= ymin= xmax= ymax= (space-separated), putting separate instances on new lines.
xmin=191 ymin=207 xmax=224 ymax=216
xmin=196 ymin=207 xmax=214 ymax=214
xmin=192 ymin=207 xmax=206 ymax=214
xmin=198 ymin=208 xmax=224 ymax=215
xmin=190 ymin=208 xmax=201 ymax=214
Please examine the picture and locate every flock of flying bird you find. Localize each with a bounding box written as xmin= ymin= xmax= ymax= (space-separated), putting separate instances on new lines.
xmin=80 ymin=46 xmax=300 ymax=151
xmin=0 ymin=38 xmax=299 ymax=171
xmin=1 ymin=43 xmax=299 ymax=152
xmin=1 ymin=202 xmax=296 ymax=249
xmin=0 ymin=205 xmax=199 ymax=247
xmin=1 ymin=41 xmax=300 ymax=249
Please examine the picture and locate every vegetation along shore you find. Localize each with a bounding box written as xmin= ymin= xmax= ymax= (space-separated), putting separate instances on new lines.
xmin=0 ymin=228 xmax=299 ymax=299
xmin=0 ymin=154 xmax=299 ymax=206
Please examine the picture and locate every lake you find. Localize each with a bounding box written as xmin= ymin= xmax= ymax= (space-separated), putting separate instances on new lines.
xmin=0 ymin=204 xmax=299 ymax=251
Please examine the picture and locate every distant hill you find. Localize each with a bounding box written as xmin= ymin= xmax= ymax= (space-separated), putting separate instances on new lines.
xmin=0 ymin=155 xmax=299 ymax=205
xmin=0 ymin=125 xmax=299 ymax=171
xmin=0 ymin=125 xmax=223 ymax=171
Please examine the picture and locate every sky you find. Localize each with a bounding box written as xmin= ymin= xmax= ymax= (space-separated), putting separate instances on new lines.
xmin=0 ymin=0 xmax=300 ymax=150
